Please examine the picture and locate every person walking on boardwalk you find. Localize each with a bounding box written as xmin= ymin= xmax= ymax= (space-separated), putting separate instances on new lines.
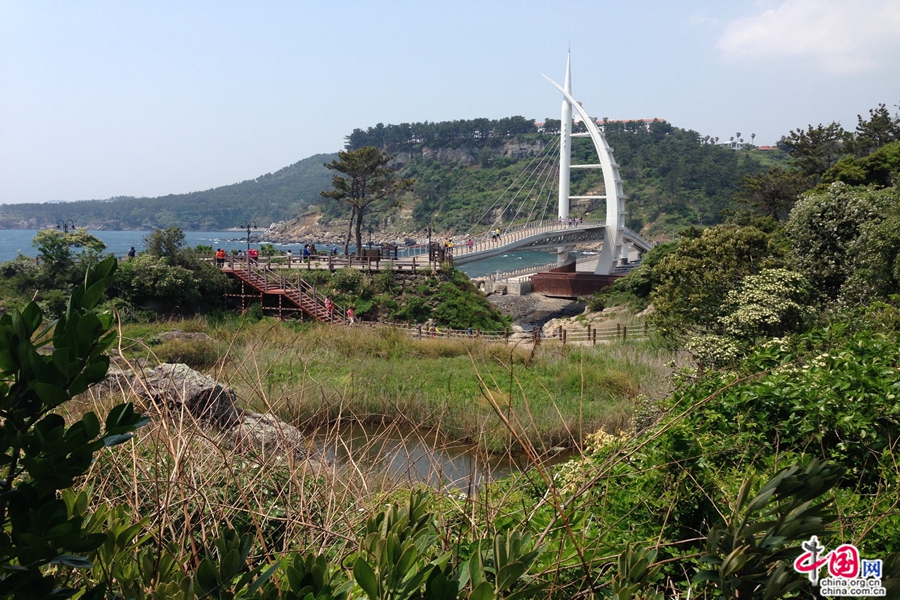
xmin=347 ymin=307 xmax=355 ymax=324
xmin=286 ymin=249 xmax=293 ymax=268
xmin=215 ymin=248 xmax=226 ymax=266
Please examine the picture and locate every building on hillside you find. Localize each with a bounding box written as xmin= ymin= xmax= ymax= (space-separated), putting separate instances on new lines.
xmin=720 ymin=140 xmax=747 ymax=150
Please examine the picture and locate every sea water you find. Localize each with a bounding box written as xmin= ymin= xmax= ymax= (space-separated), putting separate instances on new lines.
xmin=0 ymin=229 xmax=563 ymax=277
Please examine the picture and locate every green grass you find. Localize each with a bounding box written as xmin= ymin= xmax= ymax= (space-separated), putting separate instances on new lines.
xmin=118 ymin=316 xmax=676 ymax=453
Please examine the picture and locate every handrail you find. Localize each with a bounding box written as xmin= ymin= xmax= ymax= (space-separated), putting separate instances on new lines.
xmin=225 ymin=258 xmax=347 ymax=324
xmin=394 ymin=219 xmax=605 ymax=260
xmin=480 ymin=260 xmax=564 ymax=282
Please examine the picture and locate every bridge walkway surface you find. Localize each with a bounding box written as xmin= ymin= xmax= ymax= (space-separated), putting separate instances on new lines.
xmin=389 ymin=220 xmax=653 ymax=267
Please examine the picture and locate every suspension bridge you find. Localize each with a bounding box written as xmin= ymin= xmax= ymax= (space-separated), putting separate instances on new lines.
xmin=221 ymin=54 xmax=653 ymax=321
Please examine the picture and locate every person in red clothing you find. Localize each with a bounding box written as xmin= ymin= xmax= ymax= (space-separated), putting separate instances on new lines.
xmin=347 ymin=307 xmax=355 ymax=324
xmin=324 ymin=297 xmax=334 ymax=322
xmin=215 ymin=248 xmax=226 ymax=266
xmin=248 ymin=248 xmax=259 ymax=264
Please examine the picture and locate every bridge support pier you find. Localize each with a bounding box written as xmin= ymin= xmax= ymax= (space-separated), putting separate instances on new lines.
xmin=556 ymin=248 xmax=575 ymax=268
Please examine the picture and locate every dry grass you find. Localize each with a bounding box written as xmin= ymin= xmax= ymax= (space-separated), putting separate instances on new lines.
xmin=64 ymin=316 xmax=678 ymax=573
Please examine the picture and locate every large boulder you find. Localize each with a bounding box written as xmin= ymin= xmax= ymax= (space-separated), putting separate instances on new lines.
xmin=140 ymin=363 xmax=242 ymax=427
xmin=110 ymin=363 xmax=309 ymax=461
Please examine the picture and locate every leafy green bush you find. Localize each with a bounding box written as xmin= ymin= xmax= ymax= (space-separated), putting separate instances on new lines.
xmin=650 ymin=225 xmax=782 ymax=338
xmin=718 ymin=268 xmax=814 ymax=341
xmin=787 ymin=181 xmax=900 ymax=304
xmin=115 ymin=253 xmax=229 ymax=314
xmin=0 ymin=256 xmax=147 ymax=598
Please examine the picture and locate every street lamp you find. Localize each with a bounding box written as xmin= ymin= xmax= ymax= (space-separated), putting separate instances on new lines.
xmin=56 ymin=219 xmax=74 ymax=233
xmin=239 ymin=220 xmax=257 ymax=253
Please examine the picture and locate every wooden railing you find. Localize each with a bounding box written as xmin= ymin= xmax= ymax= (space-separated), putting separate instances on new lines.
xmin=352 ymin=319 xmax=655 ymax=344
xmin=225 ymin=261 xmax=347 ymax=324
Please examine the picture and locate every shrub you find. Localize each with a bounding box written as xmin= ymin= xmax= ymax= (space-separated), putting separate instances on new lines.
xmin=0 ymin=256 xmax=147 ymax=598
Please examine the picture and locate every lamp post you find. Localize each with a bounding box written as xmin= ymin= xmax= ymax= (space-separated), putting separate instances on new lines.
xmin=56 ymin=219 xmax=74 ymax=233
xmin=427 ymin=223 xmax=433 ymax=265
xmin=239 ymin=220 xmax=257 ymax=253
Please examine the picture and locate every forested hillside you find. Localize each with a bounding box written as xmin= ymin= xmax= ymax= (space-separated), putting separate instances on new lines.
xmin=0 ymin=116 xmax=778 ymax=238
xmin=0 ymin=153 xmax=336 ymax=230
xmin=333 ymin=117 xmax=775 ymax=238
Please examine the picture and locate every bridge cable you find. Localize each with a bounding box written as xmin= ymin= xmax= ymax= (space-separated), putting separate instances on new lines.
xmin=509 ymin=144 xmax=560 ymax=226
xmin=521 ymin=151 xmax=560 ymax=224
xmin=493 ymin=135 xmax=561 ymax=232
xmin=466 ymin=135 xmax=559 ymax=238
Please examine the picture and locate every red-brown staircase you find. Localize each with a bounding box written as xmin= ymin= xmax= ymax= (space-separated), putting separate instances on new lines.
xmin=222 ymin=262 xmax=346 ymax=324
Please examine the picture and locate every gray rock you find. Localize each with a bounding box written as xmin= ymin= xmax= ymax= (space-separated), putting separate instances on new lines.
xmin=141 ymin=363 xmax=241 ymax=427
xmin=228 ymin=411 xmax=307 ymax=460
xmin=110 ymin=363 xmax=309 ymax=460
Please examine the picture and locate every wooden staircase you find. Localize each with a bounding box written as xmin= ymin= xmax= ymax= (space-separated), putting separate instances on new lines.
xmin=222 ymin=263 xmax=346 ymax=324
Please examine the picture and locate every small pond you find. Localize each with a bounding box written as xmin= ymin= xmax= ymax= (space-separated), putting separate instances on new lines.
xmin=313 ymin=422 xmax=573 ymax=490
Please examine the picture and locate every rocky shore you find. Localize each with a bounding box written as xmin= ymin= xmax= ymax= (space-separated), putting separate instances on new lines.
xmin=486 ymin=294 xmax=586 ymax=330
xmin=259 ymin=215 xmax=434 ymax=248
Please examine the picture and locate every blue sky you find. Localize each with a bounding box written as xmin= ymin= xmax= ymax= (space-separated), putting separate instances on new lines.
xmin=1 ymin=0 xmax=899 ymax=204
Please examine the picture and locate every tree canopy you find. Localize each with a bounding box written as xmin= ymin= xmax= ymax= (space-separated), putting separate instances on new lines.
xmin=778 ymin=122 xmax=846 ymax=179
xmin=321 ymin=147 xmax=414 ymax=255
xmin=32 ymin=228 xmax=106 ymax=275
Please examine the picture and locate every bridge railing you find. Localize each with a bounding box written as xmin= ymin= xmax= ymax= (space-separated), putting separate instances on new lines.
xmin=218 ymin=252 xmax=440 ymax=273
xmin=478 ymin=260 xmax=563 ymax=282
xmin=211 ymin=218 xmax=637 ymax=269
xmin=391 ymin=219 xmax=607 ymax=261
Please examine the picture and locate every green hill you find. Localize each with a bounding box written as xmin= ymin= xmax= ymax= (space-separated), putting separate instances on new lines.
xmin=0 ymin=118 xmax=784 ymax=238
xmin=340 ymin=117 xmax=779 ymax=238
xmin=0 ymin=153 xmax=336 ymax=230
